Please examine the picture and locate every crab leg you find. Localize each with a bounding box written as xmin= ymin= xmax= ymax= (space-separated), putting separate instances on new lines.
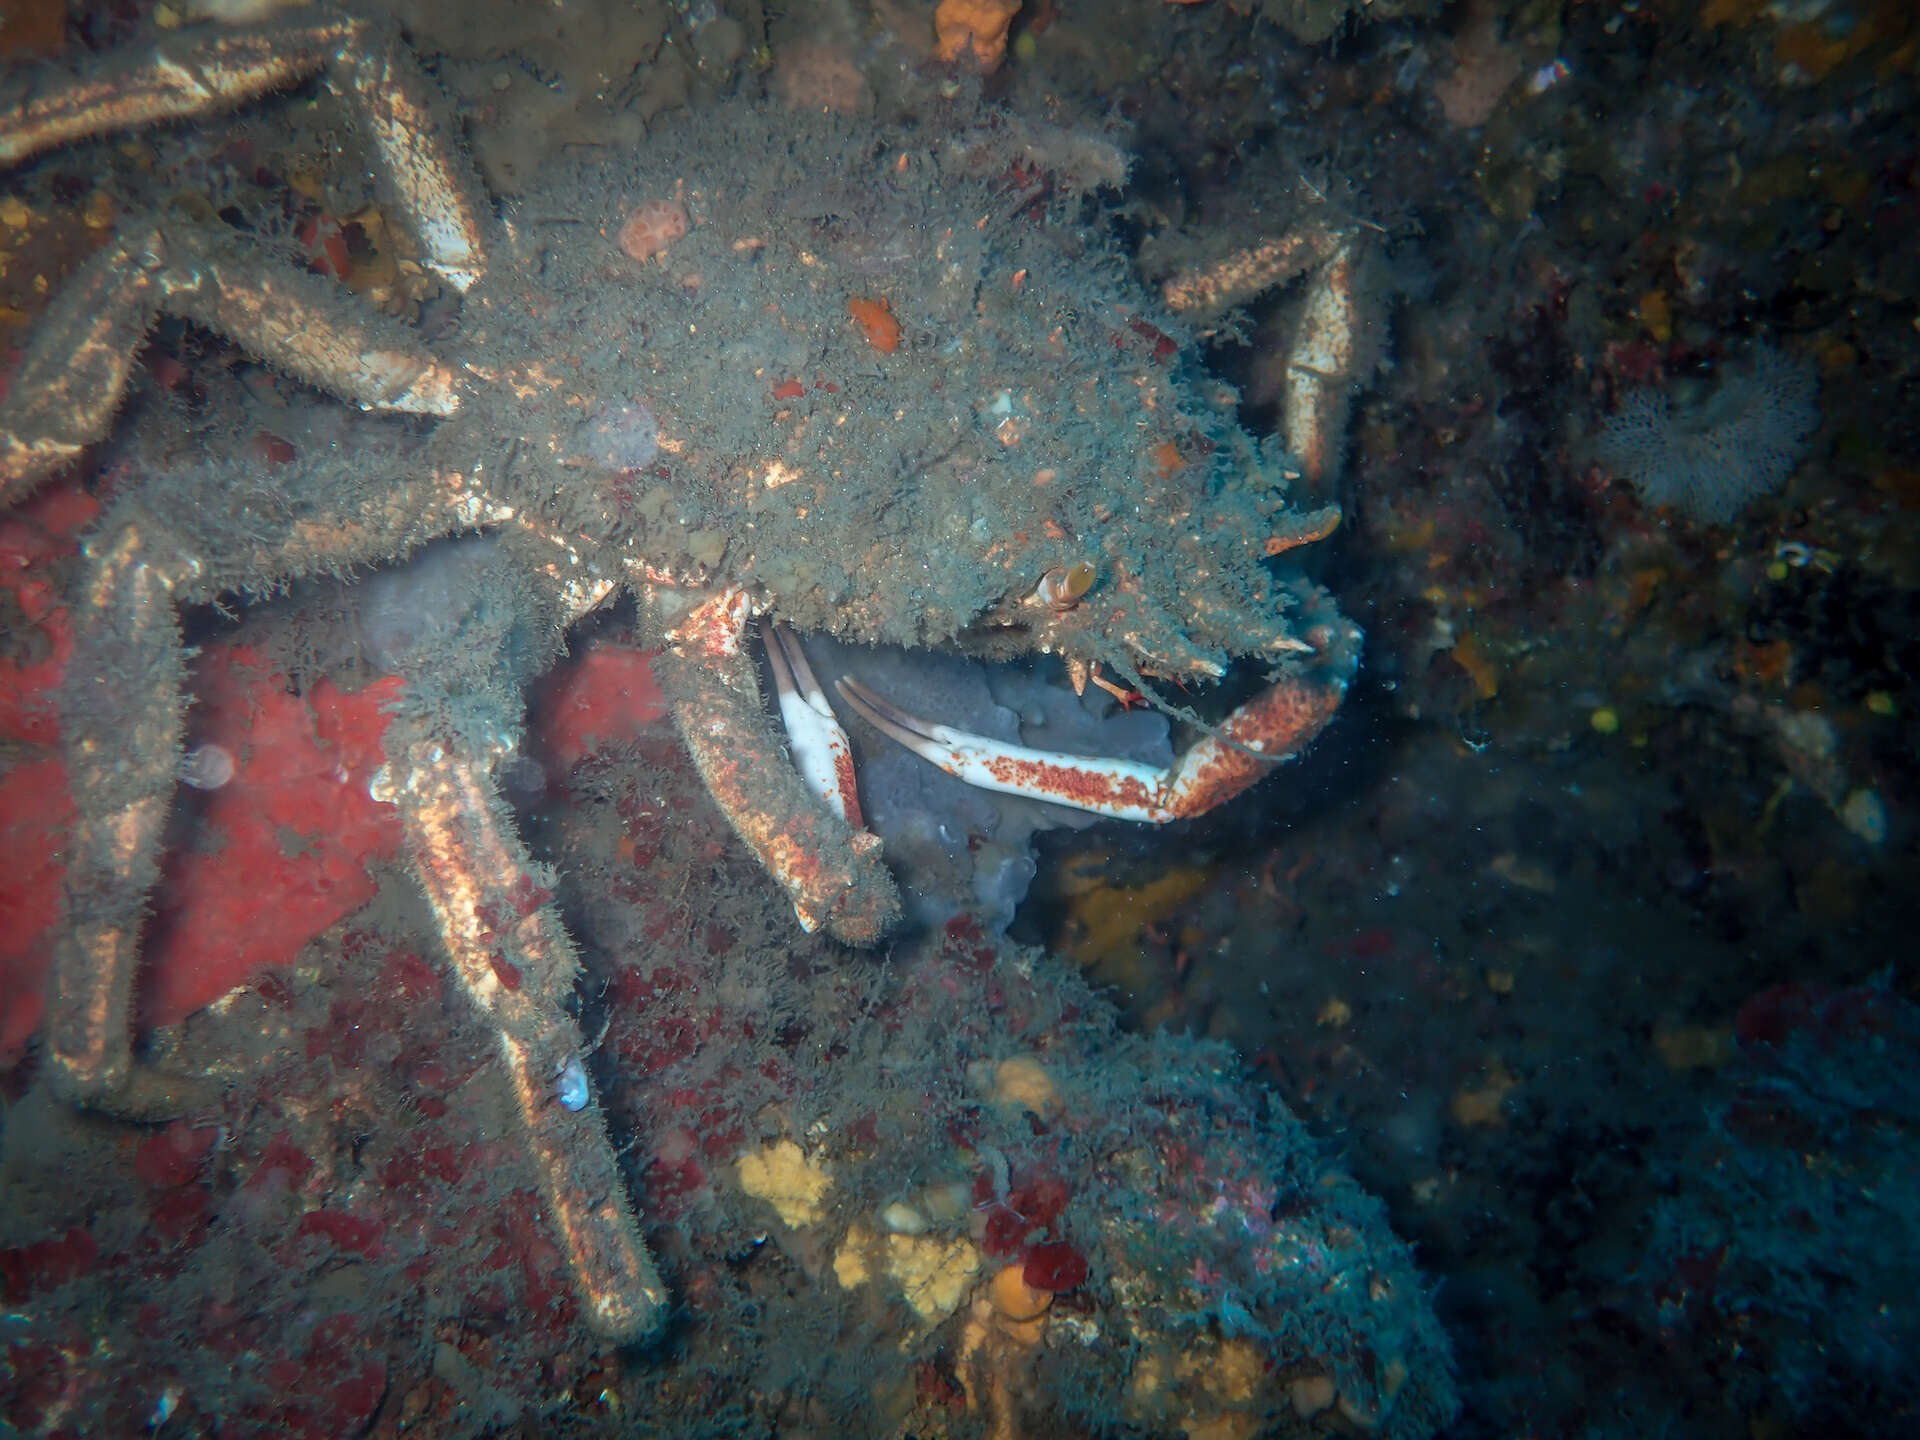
xmin=1161 ymin=225 xmax=1347 ymax=318
xmin=44 ymin=514 xmax=196 ymax=1115
xmin=48 ymin=476 xmax=663 ymax=1339
xmin=0 ymin=11 xmax=488 ymax=292
xmin=1281 ymin=236 xmax=1367 ymax=486
xmin=373 ymin=718 xmax=666 ymax=1343
xmin=653 ymin=589 xmax=898 ymax=945
xmin=764 ymin=622 xmax=865 ymax=828
xmin=1157 ymin=210 xmax=1375 ymax=487
xmin=0 ymin=219 xmax=457 ymax=506
xmin=836 ymin=641 xmax=1354 ymax=824
xmin=0 ymin=225 xmax=166 ymax=506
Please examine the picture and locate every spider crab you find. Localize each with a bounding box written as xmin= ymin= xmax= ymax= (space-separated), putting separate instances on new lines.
xmin=0 ymin=9 xmax=1362 ymax=1343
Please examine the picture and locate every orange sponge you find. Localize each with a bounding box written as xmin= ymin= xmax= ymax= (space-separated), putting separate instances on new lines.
xmin=934 ymin=0 xmax=1022 ymax=72
xmin=848 ymin=295 xmax=903 ymax=353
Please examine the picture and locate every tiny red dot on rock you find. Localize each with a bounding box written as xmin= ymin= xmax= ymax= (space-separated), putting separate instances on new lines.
xmin=1022 ymin=1240 xmax=1088 ymax=1293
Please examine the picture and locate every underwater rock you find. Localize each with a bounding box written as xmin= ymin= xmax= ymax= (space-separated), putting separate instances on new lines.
xmin=1255 ymin=0 xmax=1445 ymax=44
xmin=558 ymin=722 xmax=1462 ymax=1438
xmin=0 ymin=664 xmax=1458 ymax=1439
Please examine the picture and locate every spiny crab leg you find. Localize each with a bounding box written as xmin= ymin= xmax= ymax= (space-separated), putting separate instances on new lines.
xmin=0 ymin=9 xmax=481 ymax=506
xmin=835 ymin=645 xmax=1354 ymax=825
xmin=0 ymin=11 xmax=488 ymax=292
xmin=764 ymin=622 xmax=865 ymax=828
xmin=373 ymin=716 xmax=666 ymax=1343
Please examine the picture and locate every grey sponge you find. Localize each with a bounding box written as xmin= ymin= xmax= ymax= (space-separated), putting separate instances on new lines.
xmin=1598 ymin=343 xmax=1820 ymax=524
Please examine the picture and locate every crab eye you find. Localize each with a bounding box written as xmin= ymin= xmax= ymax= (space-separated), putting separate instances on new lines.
xmin=1032 ymin=561 xmax=1096 ymax=611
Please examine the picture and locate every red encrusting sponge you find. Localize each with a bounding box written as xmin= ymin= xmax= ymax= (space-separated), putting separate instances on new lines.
xmin=143 ymin=646 xmax=406 ymax=1027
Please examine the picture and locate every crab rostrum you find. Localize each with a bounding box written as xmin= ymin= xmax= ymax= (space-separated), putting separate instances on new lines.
xmin=0 ymin=8 xmax=1361 ymax=1341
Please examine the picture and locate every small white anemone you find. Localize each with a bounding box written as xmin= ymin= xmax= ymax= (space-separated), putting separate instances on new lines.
xmin=554 ymin=1055 xmax=590 ymax=1112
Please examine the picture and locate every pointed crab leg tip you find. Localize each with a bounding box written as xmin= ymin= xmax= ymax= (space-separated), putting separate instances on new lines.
xmin=832 ymin=679 xmax=940 ymax=764
xmin=766 ymin=628 xmax=864 ymax=827
xmin=771 ymin=622 xmax=828 ymax=703
xmin=764 ymin=625 xmax=797 ymax=694
xmin=831 ymin=676 xmax=880 ymax=725
xmin=834 ymin=677 xmax=931 ymax=741
xmin=830 ymin=674 xmax=872 ymax=707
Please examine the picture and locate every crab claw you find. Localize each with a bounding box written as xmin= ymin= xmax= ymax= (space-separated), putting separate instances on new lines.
xmin=765 ymin=622 xmax=864 ymax=828
xmin=657 ymin=587 xmax=898 ymax=945
xmin=835 ymin=607 xmax=1360 ymax=824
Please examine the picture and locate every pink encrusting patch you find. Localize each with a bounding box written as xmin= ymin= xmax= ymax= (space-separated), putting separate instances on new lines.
xmin=0 ymin=757 xmax=73 ymax=1064
xmin=0 ymin=484 xmax=95 ymax=1063
xmin=0 ymin=484 xmax=97 ymax=747
xmin=529 ymin=640 xmax=667 ymax=772
xmin=141 ymin=645 xmax=406 ymax=1028
xmin=617 ymin=195 xmax=688 ymax=263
